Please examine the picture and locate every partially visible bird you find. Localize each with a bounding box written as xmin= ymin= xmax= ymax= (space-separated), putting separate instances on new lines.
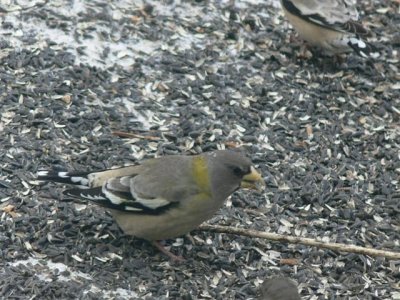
xmin=280 ymin=0 xmax=379 ymax=58
xmin=259 ymin=277 xmax=301 ymax=300
xmin=37 ymin=150 xmax=265 ymax=261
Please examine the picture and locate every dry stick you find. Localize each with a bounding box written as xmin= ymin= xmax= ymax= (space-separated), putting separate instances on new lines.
xmin=112 ymin=131 xmax=161 ymax=141
xmin=199 ymin=224 xmax=400 ymax=260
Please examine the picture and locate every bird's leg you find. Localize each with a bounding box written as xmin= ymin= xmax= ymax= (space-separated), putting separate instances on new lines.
xmin=334 ymin=53 xmax=347 ymax=66
xmin=288 ymin=33 xmax=312 ymax=59
xmin=297 ymin=43 xmax=313 ymax=59
xmin=152 ymin=241 xmax=185 ymax=262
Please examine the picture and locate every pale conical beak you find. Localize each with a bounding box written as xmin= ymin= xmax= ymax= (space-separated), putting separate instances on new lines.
xmin=240 ymin=166 xmax=265 ymax=191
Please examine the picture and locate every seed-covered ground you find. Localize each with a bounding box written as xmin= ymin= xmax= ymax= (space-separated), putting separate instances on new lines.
xmin=0 ymin=0 xmax=399 ymax=299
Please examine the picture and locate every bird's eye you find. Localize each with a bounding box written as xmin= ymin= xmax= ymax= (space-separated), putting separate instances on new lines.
xmin=232 ymin=166 xmax=244 ymax=177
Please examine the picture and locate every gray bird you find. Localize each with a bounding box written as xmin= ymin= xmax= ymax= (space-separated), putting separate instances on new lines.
xmin=280 ymin=0 xmax=379 ymax=58
xmin=259 ymin=277 xmax=301 ymax=300
xmin=37 ymin=150 xmax=264 ymax=260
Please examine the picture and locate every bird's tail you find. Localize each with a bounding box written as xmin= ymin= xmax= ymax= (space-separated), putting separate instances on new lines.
xmin=347 ymin=36 xmax=379 ymax=58
xmin=37 ymin=170 xmax=91 ymax=188
xmin=37 ymin=170 xmax=110 ymax=202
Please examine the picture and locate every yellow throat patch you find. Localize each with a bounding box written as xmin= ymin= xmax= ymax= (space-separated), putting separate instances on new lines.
xmin=192 ymin=156 xmax=211 ymax=194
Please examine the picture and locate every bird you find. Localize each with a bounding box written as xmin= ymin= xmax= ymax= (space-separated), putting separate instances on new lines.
xmin=279 ymin=0 xmax=379 ymax=58
xmin=258 ymin=277 xmax=301 ymax=300
xmin=37 ymin=150 xmax=265 ymax=261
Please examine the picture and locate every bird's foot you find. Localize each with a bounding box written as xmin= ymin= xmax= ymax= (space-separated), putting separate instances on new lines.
xmin=152 ymin=241 xmax=185 ymax=262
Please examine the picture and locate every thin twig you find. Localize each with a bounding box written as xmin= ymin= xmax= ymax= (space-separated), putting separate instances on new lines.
xmin=112 ymin=131 xmax=161 ymax=141
xmin=199 ymin=224 xmax=400 ymax=260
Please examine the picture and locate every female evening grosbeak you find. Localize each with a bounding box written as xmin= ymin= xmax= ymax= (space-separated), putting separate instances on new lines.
xmin=38 ymin=150 xmax=264 ymax=260
xmin=280 ymin=0 xmax=379 ymax=58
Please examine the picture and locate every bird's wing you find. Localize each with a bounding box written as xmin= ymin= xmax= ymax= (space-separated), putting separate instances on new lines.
xmin=281 ymin=0 xmax=368 ymax=35
xmin=64 ymin=170 xmax=202 ymax=215
xmin=40 ymin=156 xmax=208 ymax=214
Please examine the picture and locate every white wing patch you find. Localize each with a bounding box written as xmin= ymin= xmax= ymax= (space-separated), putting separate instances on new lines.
xmin=37 ymin=170 xmax=49 ymax=177
xmin=70 ymin=176 xmax=89 ymax=186
xmin=129 ymin=181 xmax=171 ymax=210
xmin=71 ymin=176 xmax=174 ymax=212
xmin=348 ymin=37 xmax=366 ymax=48
xmin=102 ymin=184 xmax=127 ymax=205
xmin=78 ymin=193 xmax=107 ymax=201
xmin=124 ymin=206 xmax=145 ymax=212
xmin=57 ymin=171 xmax=70 ymax=178
xmin=135 ymin=197 xmax=172 ymax=209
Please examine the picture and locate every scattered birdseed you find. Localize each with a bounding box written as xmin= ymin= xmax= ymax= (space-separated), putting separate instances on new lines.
xmin=0 ymin=0 xmax=399 ymax=299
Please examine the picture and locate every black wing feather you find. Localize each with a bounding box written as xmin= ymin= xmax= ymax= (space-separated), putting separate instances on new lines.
xmin=63 ymin=187 xmax=178 ymax=215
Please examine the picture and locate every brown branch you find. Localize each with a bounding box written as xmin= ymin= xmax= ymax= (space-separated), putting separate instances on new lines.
xmin=112 ymin=131 xmax=161 ymax=141
xmin=199 ymin=224 xmax=400 ymax=260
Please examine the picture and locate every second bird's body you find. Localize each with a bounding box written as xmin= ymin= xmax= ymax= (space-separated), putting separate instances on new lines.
xmin=280 ymin=0 xmax=378 ymax=57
